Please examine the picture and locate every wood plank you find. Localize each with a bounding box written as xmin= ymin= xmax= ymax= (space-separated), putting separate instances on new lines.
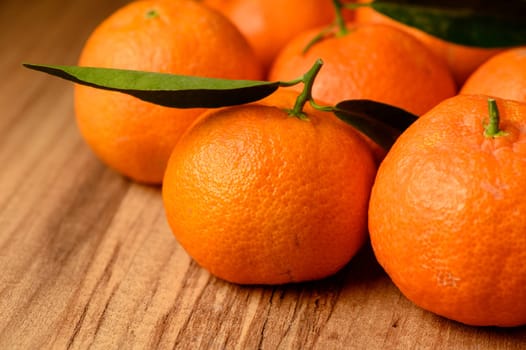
xmin=1 ymin=0 xmax=525 ymax=348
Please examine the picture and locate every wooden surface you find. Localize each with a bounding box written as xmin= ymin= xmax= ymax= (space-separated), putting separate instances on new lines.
xmin=1 ymin=0 xmax=526 ymax=348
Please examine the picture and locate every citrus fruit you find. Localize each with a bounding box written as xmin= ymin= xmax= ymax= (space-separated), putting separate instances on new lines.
xmin=162 ymin=90 xmax=376 ymax=285
xmin=369 ymin=94 xmax=526 ymax=326
xmin=461 ymin=47 xmax=526 ymax=103
xmin=203 ymin=0 xmax=339 ymax=73
xmin=268 ymin=23 xmax=456 ymax=117
xmin=354 ymin=0 xmax=503 ymax=87
xmin=75 ymin=0 xmax=263 ymax=184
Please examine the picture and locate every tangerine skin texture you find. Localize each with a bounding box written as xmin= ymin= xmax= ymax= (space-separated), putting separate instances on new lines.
xmin=461 ymin=47 xmax=526 ymax=104
xmin=162 ymin=101 xmax=376 ymax=285
xmin=75 ymin=0 xmax=263 ymax=184
xmin=268 ymin=23 xmax=456 ymax=116
xmin=369 ymin=95 xmax=526 ymax=326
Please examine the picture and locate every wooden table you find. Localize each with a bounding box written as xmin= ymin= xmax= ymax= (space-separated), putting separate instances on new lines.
xmin=2 ymin=0 xmax=525 ymax=348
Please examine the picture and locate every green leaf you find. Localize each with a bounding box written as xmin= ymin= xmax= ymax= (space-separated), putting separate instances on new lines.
xmin=334 ymin=99 xmax=418 ymax=150
xmin=22 ymin=63 xmax=280 ymax=108
xmin=369 ymin=0 xmax=526 ymax=47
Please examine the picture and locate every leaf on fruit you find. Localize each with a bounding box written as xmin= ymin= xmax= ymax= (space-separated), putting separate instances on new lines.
xmin=23 ymin=64 xmax=280 ymax=108
xmin=369 ymin=0 xmax=526 ymax=48
xmin=334 ymin=99 xmax=418 ymax=150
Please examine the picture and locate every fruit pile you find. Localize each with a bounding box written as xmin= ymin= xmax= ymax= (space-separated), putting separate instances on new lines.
xmin=26 ymin=0 xmax=526 ymax=327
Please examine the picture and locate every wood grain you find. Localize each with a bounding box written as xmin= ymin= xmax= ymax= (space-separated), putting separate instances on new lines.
xmin=1 ymin=0 xmax=525 ymax=349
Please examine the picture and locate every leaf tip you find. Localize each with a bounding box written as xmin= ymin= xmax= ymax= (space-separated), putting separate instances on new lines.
xmin=22 ymin=62 xmax=47 ymax=73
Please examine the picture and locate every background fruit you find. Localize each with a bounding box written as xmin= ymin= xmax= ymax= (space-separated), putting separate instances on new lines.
xmin=75 ymin=0 xmax=263 ymax=184
xmin=461 ymin=47 xmax=526 ymax=103
xmin=162 ymin=90 xmax=376 ymax=284
xmin=204 ymin=0 xmax=355 ymax=73
xmin=269 ymin=23 xmax=456 ymax=117
xmin=354 ymin=0 xmax=503 ymax=87
xmin=368 ymin=94 xmax=526 ymax=326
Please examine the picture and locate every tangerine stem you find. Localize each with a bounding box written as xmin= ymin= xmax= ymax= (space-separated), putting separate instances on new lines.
xmin=279 ymin=76 xmax=303 ymax=87
xmin=145 ymin=9 xmax=159 ymax=19
xmin=484 ymin=98 xmax=508 ymax=138
xmin=342 ymin=2 xmax=371 ymax=10
xmin=288 ymin=59 xmax=324 ymax=119
xmin=301 ymin=0 xmax=349 ymax=54
xmin=302 ymin=24 xmax=335 ymax=54
xmin=309 ymin=99 xmax=334 ymax=113
xmin=332 ymin=0 xmax=348 ymax=36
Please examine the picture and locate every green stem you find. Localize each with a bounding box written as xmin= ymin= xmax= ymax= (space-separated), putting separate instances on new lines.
xmin=302 ymin=24 xmax=335 ymax=54
xmin=332 ymin=0 xmax=348 ymax=36
xmin=342 ymin=2 xmax=372 ymax=10
xmin=286 ymin=59 xmax=324 ymax=119
xmin=145 ymin=9 xmax=159 ymax=19
xmin=301 ymin=0 xmax=351 ymax=54
xmin=278 ymin=76 xmax=303 ymax=87
xmin=309 ymin=99 xmax=335 ymax=113
xmin=484 ymin=98 xmax=508 ymax=138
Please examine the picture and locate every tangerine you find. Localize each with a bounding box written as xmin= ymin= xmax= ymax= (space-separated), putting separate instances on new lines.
xmin=369 ymin=94 xmax=526 ymax=326
xmin=162 ymin=90 xmax=376 ymax=284
xmin=75 ymin=0 xmax=263 ymax=184
xmin=461 ymin=47 xmax=526 ymax=103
